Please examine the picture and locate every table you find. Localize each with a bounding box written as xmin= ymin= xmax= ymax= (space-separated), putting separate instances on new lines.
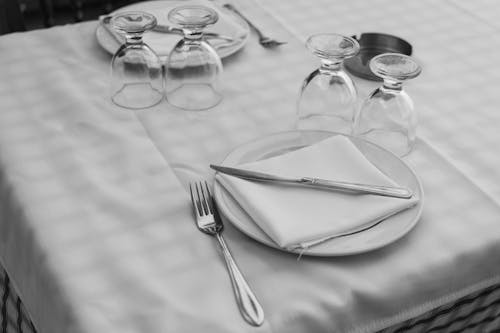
xmin=1 ymin=0 xmax=500 ymax=332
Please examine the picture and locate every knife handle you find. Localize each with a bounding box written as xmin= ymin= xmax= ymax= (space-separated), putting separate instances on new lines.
xmin=301 ymin=177 xmax=413 ymax=199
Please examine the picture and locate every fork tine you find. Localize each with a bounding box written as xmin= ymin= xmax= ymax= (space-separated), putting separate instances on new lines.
xmin=194 ymin=182 xmax=206 ymax=216
xmin=189 ymin=183 xmax=201 ymax=217
xmin=204 ymin=181 xmax=214 ymax=214
xmin=198 ymin=181 xmax=212 ymax=215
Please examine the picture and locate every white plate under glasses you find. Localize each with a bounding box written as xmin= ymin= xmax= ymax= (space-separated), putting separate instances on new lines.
xmin=96 ymin=0 xmax=250 ymax=59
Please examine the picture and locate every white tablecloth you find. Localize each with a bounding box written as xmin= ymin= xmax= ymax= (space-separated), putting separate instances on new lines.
xmin=1 ymin=1 xmax=500 ymax=332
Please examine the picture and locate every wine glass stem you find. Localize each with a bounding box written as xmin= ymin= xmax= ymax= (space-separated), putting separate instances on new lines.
xmin=182 ymin=27 xmax=204 ymax=42
xmin=382 ymin=79 xmax=403 ymax=92
xmin=319 ymin=60 xmax=342 ymax=74
xmin=125 ymin=32 xmax=143 ymax=45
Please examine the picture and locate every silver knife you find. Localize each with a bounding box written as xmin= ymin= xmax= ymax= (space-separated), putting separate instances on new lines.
xmin=153 ymin=24 xmax=235 ymax=42
xmin=210 ymin=164 xmax=413 ymax=199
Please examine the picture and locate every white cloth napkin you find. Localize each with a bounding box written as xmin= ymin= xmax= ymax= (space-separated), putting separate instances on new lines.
xmin=216 ymin=136 xmax=419 ymax=249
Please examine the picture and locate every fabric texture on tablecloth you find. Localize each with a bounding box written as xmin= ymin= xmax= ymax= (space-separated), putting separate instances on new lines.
xmin=2 ymin=262 xmax=500 ymax=333
xmin=1 ymin=0 xmax=500 ymax=333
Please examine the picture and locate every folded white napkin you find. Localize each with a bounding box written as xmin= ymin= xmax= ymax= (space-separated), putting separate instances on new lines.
xmin=216 ymin=135 xmax=419 ymax=250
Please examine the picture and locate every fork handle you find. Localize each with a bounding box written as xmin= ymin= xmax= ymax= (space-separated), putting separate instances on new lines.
xmin=216 ymin=233 xmax=265 ymax=326
xmin=223 ymin=4 xmax=265 ymax=40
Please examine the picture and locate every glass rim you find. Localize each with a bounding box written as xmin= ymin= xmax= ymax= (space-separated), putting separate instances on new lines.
xmin=111 ymin=11 xmax=157 ymax=34
xmin=306 ymin=33 xmax=360 ymax=59
xmin=369 ymin=53 xmax=422 ymax=81
xmin=168 ymin=5 xmax=219 ymax=27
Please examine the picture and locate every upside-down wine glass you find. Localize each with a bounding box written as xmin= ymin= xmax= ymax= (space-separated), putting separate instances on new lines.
xmin=352 ymin=53 xmax=422 ymax=157
xmin=110 ymin=11 xmax=163 ymax=109
xmin=296 ymin=33 xmax=360 ymax=134
xmin=165 ymin=5 xmax=223 ymax=111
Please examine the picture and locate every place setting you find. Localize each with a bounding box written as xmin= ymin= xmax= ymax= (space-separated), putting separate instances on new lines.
xmin=182 ymin=30 xmax=424 ymax=326
xmin=96 ymin=3 xmax=425 ymax=324
xmin=189 ymin=127 xmax=424 ymax=326
xmin=100 ymin=0 xmax=424 ymax=326
xmin=205 ymin=32 xmax=424 ymax=255
xmin=96 ymin=0 xmax=425 ymax=320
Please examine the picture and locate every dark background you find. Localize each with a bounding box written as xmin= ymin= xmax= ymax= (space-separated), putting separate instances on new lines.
xmin=1 ymin=0 xmax=145 ymax=33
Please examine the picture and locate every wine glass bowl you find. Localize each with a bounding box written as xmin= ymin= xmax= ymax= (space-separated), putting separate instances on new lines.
xmin=110 ymin=11 xmax=163 ymax=110
xmin=165 ymin=5 xmax=223 ymax=111
xmin=296 ymin=33 xmax=360 ymax=134
xmin=353 ymin=53 xmax=422 ymax=157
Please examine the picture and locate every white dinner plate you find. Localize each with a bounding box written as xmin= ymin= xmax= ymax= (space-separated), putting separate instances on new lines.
xmin=96 ymin=0 xmax=250 ymax=59
xmin=213 ymin=131 xmax=424 ymax=256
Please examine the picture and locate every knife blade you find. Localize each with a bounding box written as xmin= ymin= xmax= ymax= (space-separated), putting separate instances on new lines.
xmin=153 ymin=24 xmax=235 ymax=42
xmin=210 ymin=164 xmax=413 ymax=199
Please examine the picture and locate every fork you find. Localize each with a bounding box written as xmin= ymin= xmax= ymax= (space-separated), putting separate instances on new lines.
xmin=222 ymin=4 xmax=286 ymax=48
xmin=189 ymin=181 xmax=265 ymax=326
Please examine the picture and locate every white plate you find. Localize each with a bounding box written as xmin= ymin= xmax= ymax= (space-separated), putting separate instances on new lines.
xmin=96 ymin=0 xmax=250 ymax=59
xmin=213 ymin=131 xmax=424 ymax=256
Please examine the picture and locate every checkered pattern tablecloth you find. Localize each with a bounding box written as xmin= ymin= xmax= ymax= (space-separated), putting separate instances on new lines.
xmin=1 ymin=0 xmax=500 ymax=332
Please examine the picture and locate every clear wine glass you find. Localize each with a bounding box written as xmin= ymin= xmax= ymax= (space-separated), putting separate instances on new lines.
xmin=296 ymin=33 xmax=360 ymax=134
xmin=110 ymin=11 xmax=163 ymax=109
xmin=352 ymin=53 xmax=422 ymax=157
xmin=165 ymin=5 xmax=223 ymax=111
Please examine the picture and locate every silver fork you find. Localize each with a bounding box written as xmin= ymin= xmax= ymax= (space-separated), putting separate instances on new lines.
xmin=189 ymin=181 xmax=265 ymax=326
xmin=223 ymin=3 xmax=286 ymax=48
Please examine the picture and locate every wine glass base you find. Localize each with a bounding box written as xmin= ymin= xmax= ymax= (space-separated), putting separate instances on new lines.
xmin=112 ymin=83 xmax=163 ymax=110
xmin=166 ymin=83 xmax=222 ymax=111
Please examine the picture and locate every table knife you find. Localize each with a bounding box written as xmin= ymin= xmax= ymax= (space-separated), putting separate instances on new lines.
xmin=153 ymin=24 xmax=235 ymax=42
xmin=210 ymin=164 xmax=413 ymax=199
